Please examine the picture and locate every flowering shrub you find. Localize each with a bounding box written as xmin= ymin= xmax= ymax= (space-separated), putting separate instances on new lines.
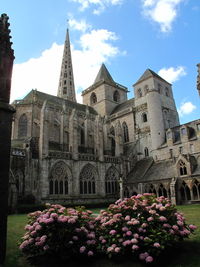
xmin=94 ymin=194 xmax=197 ymax=264
xmin=19 ymin=195 xmax=197 ymax=265
xmin=19 ymin=204 xmax=96 ymax=264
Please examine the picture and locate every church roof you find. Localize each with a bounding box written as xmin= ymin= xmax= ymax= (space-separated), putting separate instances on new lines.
xmin=111 ymin=98 xmax=135 ymax=114
xmin=94 ymin=63 xmax=115 ymax=84
xmin=17 ymin=90 xmax=98 ymax=115
xmin=133 ymin=69 xmax=171 ymax=86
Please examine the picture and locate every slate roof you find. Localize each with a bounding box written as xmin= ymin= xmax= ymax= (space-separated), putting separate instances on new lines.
xmin=17 ymin=90 xmax=98 ymax=115
xmin=94 ymin=63 xmax=115 ymax=84
xmin=127 ymin=157 xmax=154 ymax=183
xmin=127 ymin=158 xmax=176 ymax=183
xmin=111 ymin=98 xmax=135 ymax=114
xmin=134 ymin=69 xmax=171 ymax=86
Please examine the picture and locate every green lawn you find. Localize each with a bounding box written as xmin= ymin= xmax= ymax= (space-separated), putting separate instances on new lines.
xmin=5 ymin=205 xmax=200 ymax=267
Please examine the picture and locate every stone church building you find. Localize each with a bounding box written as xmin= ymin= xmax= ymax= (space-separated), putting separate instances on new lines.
xmin=9 ymin=28 xmax=200 ymax=209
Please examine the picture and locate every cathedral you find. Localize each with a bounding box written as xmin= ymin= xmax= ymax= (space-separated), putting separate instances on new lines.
xmin=8 ymin=26 xmax=200 ymax=210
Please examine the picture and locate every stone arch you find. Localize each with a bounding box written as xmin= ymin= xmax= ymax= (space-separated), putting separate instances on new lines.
xmin=49 ymin=161 xmax=72 ymax=195
xmin=18 ymin=114 xmax=28 ymax=138
xmin=180 ymin=181 xmax=191 ymax=202
xmin=122 ymin=122 xmax=129 ymax=143
xmin=79 ymin=163 xmax=97 ymax=195
xmin=192 ymin=179 xmax=200 ymax=200
xmin=158 ymin=183 xmax=168 ymax=198
xmin=105 ymin=166 xmax=119 ymax=195
xmin=113 ymin=90 xmax=120 ymax=102
xmin=90 ymin=92 xmax=97 ymax=105
xmin=145 ymin=183 xmax=157 ymax=196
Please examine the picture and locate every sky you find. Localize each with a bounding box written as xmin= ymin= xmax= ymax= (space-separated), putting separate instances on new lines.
xmin=1 ymin=0 xmax=200 ymax=124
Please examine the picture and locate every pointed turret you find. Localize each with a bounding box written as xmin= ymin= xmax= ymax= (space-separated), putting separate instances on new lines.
xmin=94 ymin=63 xmax=115 ymax=84
xmin=57 ymin=29 xmax=76 ymax=102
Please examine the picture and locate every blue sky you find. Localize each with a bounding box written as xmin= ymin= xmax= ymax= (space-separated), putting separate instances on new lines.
xmin=1 ymin=0 xmax=200 ymax=124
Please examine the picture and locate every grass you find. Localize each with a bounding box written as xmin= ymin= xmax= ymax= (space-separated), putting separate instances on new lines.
xmin=5 ymin=205 xmax=200 ymax=267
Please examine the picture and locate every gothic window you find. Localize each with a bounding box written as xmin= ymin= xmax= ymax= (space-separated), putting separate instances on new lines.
xmin=49 ymin=161 xmax=70 ymax=195
xmin=90 ymin=92 xmax=97 ymax=105
xmin=14 ymin=170 xmax=24 ymax=196
xmin=64 ymin=73 xmax=67 ymax=78
xmin=179 ymin=160 xmax=187 ymax=176
xmin=179 ymin=146 xmax=183 ymax=154
xmin=110 ymin=126 xmax=115 ymax=156
xmin=137 ymin=88 xmax=142 ymax=98
xmin=80 ymin=128 xmax=85 ymax=145
xmin=142 ymin=113 xmax=147 ymax=122
xmin=144 ymin=147 xmax=149 ymax=157
xmin=144 ymin=85 xmax=149 ymax=95
xmin=113 ymin=90 xmax=120 ymax=102
xmin=80 ymin=164 xmax=96 ymax=194
xmin=158 ymin=184 xmax=167 ymax=197
xmin=122 ymin=122 xmax=129 ymax=143
xmin=165 ymin=87 xmax=169 ymax=97
xmin=18 ymin=114 xmax=28 ymax=138
xmin=64 ymin=80 xmax=67 ymax=85
xmin=63 ymin=87 xmax=67 ymax=94
xmin=105 ymin=167 xmax=119 ymax=195
xmin=158 ymin=83 xmax=162 ymax=93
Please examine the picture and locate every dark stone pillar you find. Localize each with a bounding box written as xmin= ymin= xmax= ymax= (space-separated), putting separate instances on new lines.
xmin=0 ymin=13 xmax=15 ymax=264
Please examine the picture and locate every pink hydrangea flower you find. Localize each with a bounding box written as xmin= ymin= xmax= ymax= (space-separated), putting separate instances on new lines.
xmin=146 ymin=256 xmax=154 ymax=263
xmin=153 ymin=242 xmax=160 ymax=248
xmin=109 ymin=230 xmax=117 ymax=235
xmin=80 ymin=246 xmax=86 ymax=253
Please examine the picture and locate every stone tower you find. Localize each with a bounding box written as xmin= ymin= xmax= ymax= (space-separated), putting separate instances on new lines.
xmin=82 ymin=64 xmax=128 ymax=116
xmin=134 ymin=69 xmax=179 ymax=152
xmin=57 ymin=29 xmax=76 ymax=102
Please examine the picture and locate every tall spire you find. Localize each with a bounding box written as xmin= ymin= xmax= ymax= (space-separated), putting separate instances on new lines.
xmin=57 ymin=29 xmax=76 ymax=102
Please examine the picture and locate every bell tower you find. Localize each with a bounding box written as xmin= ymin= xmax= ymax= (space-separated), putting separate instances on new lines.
xmin=57 ymin=29 xmax=76 ymax=102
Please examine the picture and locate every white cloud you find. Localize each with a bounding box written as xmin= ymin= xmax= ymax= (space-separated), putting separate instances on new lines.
xmin=68 ymin=18 xmax=91 ymax=32
xmin=71 ymin=0 xmax=123 ymax=15
xmin=142 ymin=0 xmax=184 ymax=32
xmin=11 ymin=20 xmax=123 ymax=103
xmin=178 ymin=101 xmax=197 ymax=117
xmin=158 ymin=66 xmax=186 ymax=83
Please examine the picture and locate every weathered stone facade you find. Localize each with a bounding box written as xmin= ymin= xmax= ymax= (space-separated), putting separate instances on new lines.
xmin=9 ymin=29 xmax=200 ymax=208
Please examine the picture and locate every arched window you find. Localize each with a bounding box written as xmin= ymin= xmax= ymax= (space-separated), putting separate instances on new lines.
xmin=105 ymin=167 xmax=119 ymax=195
xmin=144 ymin=147 xmax=149 ymax=157
xmin=14 ymin=170 xmax=24 ymax=196
xmin=144 ymin=85 xmax=149 ymax=95
xmin=137 ymin=88 xmax=142 ymax=98
xmin=179 ymin=160 xmax=187 ymax=176
xmin=49 ymin=161 xmax=70 ymax=195
xmin=80 ymin=164 xmax=96 ymax=194
xmin=113 ymin=90 xmax=120 ymax=102
xmin=122 ymin=122 xmax=129 ymax=143
xmin=165 ymin=87 xmax=169 ymax=97
xmin=142 ymin=113 xmax=147 ymax=122
xmin=110 ymin=126 xmax=115 ymax=156
xmin=90 ymin=92 xmax=97 ymax=105
xmin=158 ymin=84 xmax=162 ymax=94
xmin=18 ymin=114 xmax=28 ymax=138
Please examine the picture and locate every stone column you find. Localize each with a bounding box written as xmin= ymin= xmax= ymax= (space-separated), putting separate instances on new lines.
xmin=170 ymin=177 xmax=177 ymax=205
xmin=0 ymin=14 xmax=15 ymax=264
